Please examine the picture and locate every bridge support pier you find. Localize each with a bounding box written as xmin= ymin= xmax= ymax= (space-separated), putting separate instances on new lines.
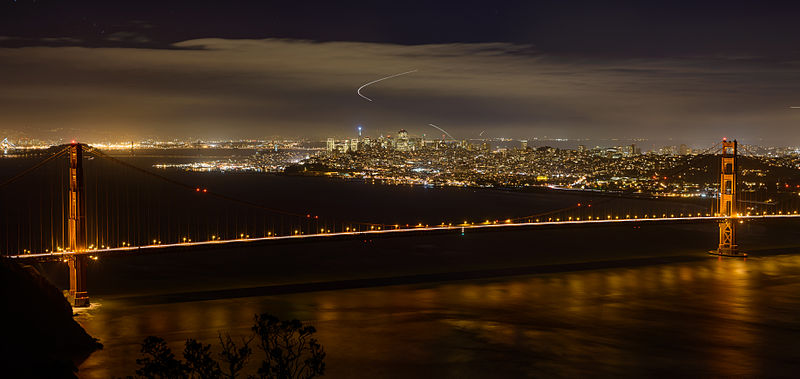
xmin=717 ymin=218 xmax=739 ymax=256
xmin=68 ymin=255 xmax=89 ymax=307
xmin=67 ymin=142 xmax=90 ymax=307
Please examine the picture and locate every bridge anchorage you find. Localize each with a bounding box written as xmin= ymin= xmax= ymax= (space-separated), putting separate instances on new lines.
xmin=709 ymin=139 xmax=746 ymax=258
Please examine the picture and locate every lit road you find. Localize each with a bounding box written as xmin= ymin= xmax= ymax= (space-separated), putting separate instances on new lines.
xmin=8 ymin=214 xmax=800 ymax=261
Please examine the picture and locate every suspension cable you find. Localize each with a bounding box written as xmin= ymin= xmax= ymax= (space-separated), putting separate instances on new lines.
xmin=0 ymin=146 xmax=70 ymax=189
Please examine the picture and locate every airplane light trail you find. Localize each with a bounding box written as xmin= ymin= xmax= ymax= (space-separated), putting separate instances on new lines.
xmin=357 ymin=70 xmax=417 ymax=102
xmin=428 ymin=124 xmax=454 ymax=140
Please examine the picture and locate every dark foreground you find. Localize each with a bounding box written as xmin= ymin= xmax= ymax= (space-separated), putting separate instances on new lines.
xmin=0 ymin=259 xmax=101 ymax=378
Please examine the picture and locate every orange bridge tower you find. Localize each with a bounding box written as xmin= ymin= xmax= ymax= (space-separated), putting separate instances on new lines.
xmin=67 ymin=142 xmax=89 ymax=307
xmin=715 ymin=138 xmax=743 ymax=257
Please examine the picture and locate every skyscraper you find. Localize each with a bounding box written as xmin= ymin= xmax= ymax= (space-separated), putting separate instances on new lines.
xmin=397 ymin=129 xmax=410 ymax=152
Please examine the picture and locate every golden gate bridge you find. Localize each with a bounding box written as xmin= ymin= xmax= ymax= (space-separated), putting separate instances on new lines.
xmin=2 ymin=139 xmax=800 ymax=307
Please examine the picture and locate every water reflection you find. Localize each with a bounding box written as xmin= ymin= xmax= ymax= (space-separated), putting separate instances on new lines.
xmin=78 ymin=255 xmax=800 ymax=377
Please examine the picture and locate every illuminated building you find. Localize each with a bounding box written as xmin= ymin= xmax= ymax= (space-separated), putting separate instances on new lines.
xmin=397 ymin=129 xmax=410 ymax=152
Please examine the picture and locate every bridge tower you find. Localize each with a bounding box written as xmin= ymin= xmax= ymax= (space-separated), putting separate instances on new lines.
xmin=67 ymin=142 xmax=89 ymax=307
xmin=715 ymin=138 xmax=742 ymax=256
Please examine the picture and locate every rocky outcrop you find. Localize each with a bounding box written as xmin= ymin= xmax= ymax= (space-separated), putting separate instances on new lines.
xmin=0 ymin=258 xmax=102 ymax=378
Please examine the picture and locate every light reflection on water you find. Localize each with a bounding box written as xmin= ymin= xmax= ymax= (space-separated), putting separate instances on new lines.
xmin=77 ymin=255 xmax=800 ymax=378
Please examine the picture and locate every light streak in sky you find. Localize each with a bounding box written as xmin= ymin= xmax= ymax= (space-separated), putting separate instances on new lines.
xmin=357 ymin=70 xmax=417 ymax=102
xmin=479 ymin=130 xmax=486 ymax=137
xmin=791 ymin=106 xmax=800 ymax=109
xmin=428 ymin=124 xmax=454 ymax=140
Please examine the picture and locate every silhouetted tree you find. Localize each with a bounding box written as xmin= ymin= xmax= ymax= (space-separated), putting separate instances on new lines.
xmin=218 ymin=332 xmax=253 ymax=379
xmin=184 ymin=338 xmax=222 ymax=378
xmin=252 ymin=314 xmax=326 ymax=379
xmin=132 ymin=315 xmax=324 ymax=378
xmin=135 ymin=336 xmax=188 ymax=379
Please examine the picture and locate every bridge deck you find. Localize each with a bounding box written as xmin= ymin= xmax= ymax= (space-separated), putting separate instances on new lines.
xmin=7 ymin=214 xmax=800 ymax=262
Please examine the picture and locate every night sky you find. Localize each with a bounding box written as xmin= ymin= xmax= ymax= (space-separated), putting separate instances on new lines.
xmin=2 ymin=0 xmax=800 ymax=143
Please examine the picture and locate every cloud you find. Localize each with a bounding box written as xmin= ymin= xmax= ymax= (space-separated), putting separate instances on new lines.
xmin=0 ymin=35 xmax=85 ymax=45
xmin=0 ymin=38 xmax=798 ymax=144
xmin=105 ymin=32 xmax=151 ymax=44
